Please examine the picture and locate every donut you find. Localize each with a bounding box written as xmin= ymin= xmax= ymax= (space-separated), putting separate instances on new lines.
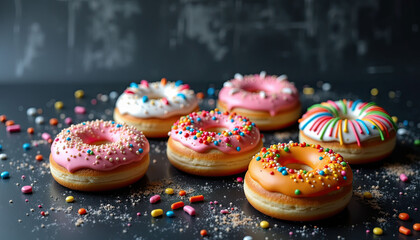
xmin=114 ymin=79 xmax=199 ymax=138
xmin=244 ymin=141 xmax=353 ymax=221
xmin=298 ymin=99 xmax=397 ymax=164
xmin=166 ymin=109 xmax=263 ymax=176
xmin=49 ymin=120 xmax=150 ymax=191
xmin=217 ymin=72 xmax=301 ymax=130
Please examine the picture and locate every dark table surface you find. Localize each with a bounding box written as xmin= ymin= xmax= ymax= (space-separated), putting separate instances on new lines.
xmin=0 ymin=81 xmax=419 ymax=240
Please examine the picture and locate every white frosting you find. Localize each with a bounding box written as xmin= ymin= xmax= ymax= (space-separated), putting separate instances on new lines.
xmin=299 ymin=100 xmax=394 ymax=144
xmin=116 ymin=81 xmax=198 ymax=119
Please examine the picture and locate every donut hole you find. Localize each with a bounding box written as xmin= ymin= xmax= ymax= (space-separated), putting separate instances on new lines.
xmin=205 ymin=126 xmax=229 ymax=133
xmin=146 ymin=94 xmax=163 ymax=100
xmin=241 ymin=85 xmax=272 ymax=94
xmin=281 ymin=157 xmax=314 ymax=171
xmin=89 ymin=140 xmax=112 ymax=146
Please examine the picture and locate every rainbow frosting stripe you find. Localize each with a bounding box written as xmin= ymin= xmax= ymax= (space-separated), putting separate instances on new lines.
xmin=298 ymin=100 xmax=397 ymax=146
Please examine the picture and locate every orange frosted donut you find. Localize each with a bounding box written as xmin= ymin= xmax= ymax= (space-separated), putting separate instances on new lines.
xmin=217 ymin=72 xmax=301 ymax=130
xmin=298 ymin=99 xmax=397 ymax=164
xmin=166 ymin=110 xmax=262 ymax=176
xmin=244 ymin=141 xmax=353 ymax=221
xmin=50 ymin=120 xmax=150 ymax=191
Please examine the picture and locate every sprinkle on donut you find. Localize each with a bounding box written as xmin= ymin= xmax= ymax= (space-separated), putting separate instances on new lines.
xmin=169 ymin=109 xmax=260 ymax=153
xmin=248 ymin=141 xmax=353 ymax=197
xmin=50 ymin=120 xmax=149 ymax=172
xmin=218 ymin=72 xmax=299 ymax=116
xmin=116 ymin=79 xmax=198 ymax=119
xmin=299 ymin=99 xmax=397 ymax=146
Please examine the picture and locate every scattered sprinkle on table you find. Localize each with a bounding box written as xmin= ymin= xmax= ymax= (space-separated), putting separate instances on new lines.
xmin=78 ymin=208 xmax=87 ymax=215
xmin=151 ymin=209 xmax=163 ymax=217
xmin=171 ymin=201 xmax=184 ymax=210
xmin=166 ymin=211 xmax=174 ymax=218
xmin=165 ymin=188 xmax=174 ymax=195
xmin=398 ymin=212 xmax=409 ymax=220
xmin=179 ymin=190 xmax=186 ymax=196
xmin=413 ymin=223 xmax=420 ymax=231
xmin=363 ymin=191 xmax=372 ymax=199
xmin=260 ymin=220 xmax=269 ymax=229
xmin=54 ymin=101 xmax=64 ymax=110
xmin=21 ymin=185 xmax=32 ymax=194
xmin=149 ymin=195 xmax=161 ymax=204
xmin=35 ymin=154 xmax=43 ymax=161
xmin=74 ymin=90 xmax=85 ymax=99
xmin=1 ymin=171 xmax=10 ymax=179
xmin=183 ymin=205 xmax=196 ymax=216
xmin=66 ymin=196 xmax=74 ymax=203
xmin=189 ymin=195 xmax=204 ymax=203
xmin=373 ymin=227 xmax=383 ymax=235
xmin=200 ymin=229 xmax=207 ymax=236
xmin=399 ymin=226 xmax=411 ymax=235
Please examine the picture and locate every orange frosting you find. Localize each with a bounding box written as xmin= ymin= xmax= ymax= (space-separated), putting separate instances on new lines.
xmin=248 ymin=141 xmax=353 ymax=198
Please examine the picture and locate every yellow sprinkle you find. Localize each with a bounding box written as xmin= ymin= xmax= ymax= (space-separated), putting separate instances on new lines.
xmin=370 ymin=88 xmax=379 ymax=96
xmin=388 ymin=91 xmax=396 ymax=99
xmin=196 ymin=133 xmax=202 ymax=137
xmin=344 ymin=119 xmax=348 ymax=133
xmin=65 ymin=196 xmax=74 ymax=203
xmin=74 ymin=90 xmax=85 ymax=99
xmin=165 ymin=188 xmax=174 ymax=195
xmin=260 ymin=220 xmax=269 ymax=229
xmin=54 ymin=101 xmax=64 ymax=110
xmin=151 ymin=209 xmax=163 ymax=217
xmin=392 ymin=116 xmax=398 ymax=124
xmin=303 ymin=87 xmax=314 ymax=95
xmin=363 ymin=191 xmax=373 ymax=199
xmin=373 ymin=227 xmax=383 ymax=235
xmin=338 ymin=120 xmax=344 ymax=145
xmin=207 ymin=137 xmax=212 ymax=142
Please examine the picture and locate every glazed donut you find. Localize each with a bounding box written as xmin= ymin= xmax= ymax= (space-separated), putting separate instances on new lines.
xmin=244 ymin=141 xmax=353 ymax=221
xmin=166 ymin=110 xmax=263 ymax=176
xmin=114 ymin=79 xmax=199 ymax=138
xmin=49 ymin=120 xmax=150 ymax=191
xmin=217 ymin=72 xmax=301 ymax=130
xmin=298 ymin=99 xmax=397 ymax=164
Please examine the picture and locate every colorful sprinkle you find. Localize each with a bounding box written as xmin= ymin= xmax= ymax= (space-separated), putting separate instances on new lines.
xmin=183 ymin=205 xmax=196 ymax=216
xmin=21 ymin=186 xmax=32 ymax=194
xmin=166 ymin=211 xmax=175 ymax=218
xmin=78 ymin=208 xmax=87 ymax=215
xmin=373 ymin=227 xmax=383 ymax=235
xmin=165 ymin=188 xmax=174 ymax=195
xmin=65 ymin=196 xmax=75 ymax=203
xmin=1 ymin=171 xmax=10 ymax=179
xmin=260 ymin=220 xmax=269 ymax=229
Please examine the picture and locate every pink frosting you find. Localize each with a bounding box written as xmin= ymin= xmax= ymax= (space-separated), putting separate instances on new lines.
xmin=51 ymin=120 xmax=149 ymax=173
xmin=218 ymin=74 xmax=299 ymax=116
xmin=169 ymin=110 xmax=260 ymax=153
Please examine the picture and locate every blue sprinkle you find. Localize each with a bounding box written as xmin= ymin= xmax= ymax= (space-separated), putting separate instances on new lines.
xmin=233 ymin=128 xmax=238 ymax=131
xmin=403 ymin=120 xmax=408 ymax=126
xmin=193 ymin=136 xmax=197 ymax=140
xmin=138 ymin=148 xmax=143 ymax=153
xmin=343 ymin=176 xmax=347 ymax=180
xmin=177 ymin=93 xmax=186 ymax=99
xmin=175 ymin=80 xmax=183 ymax=86
xmin=129 ymin=144 xmax=133 ymax=148
xmin=189 ymin=129 xmax=194 ymax=132
xmin=87 ymin=149 xmax=93 ymax=155
xmin=279 ymin=167 xmax=286 ymax=171
xmin=82 ymin=122 xmax=86 ymax=125
xmin=214 ymin=141 xmax=219 ymax=146
xmin=212 ymin=116 xmax=217 ymax=121
xmin=319 ymin=156 xmax=323 ymax=160
xmin=130 ymin=82 xmax=139 ymax=88
xmin=186 ymin=126 xmax=190 ymax=130
xmin=236 ymin=147 xmax=241 ymax=151
xmin=242 ymin=119 xmax=247 ymax=122
xmin=319 ymin=170 xmax=325 ymax=176
xmin=256 ymin=156 xmax=261 ymax=161
xmin=1 ymin=171 xmax=9 ymax=179
xmin=371 ymin=125 xmax=376 ymax=129
xmin=22 ymin=143 xmax=31 ymax=151
xmin=230 ymin=119 xmax=234 ymax=123
xmin=166 ymin=211 xmax=175 ymax=218
xmin=240 ymin=132 xmax=244 ymax=136
xmin=111 ymin=121 xmax=115 ymax=124
xmin=207 ymin=87 xmax=215 ymax=96
xmin=142 ymin=96 xmax=148 ymax=103
xmin=228 ymin=132 xmax=232 ymax=136
xmin=66 ymin=137 xmax=71 ymax=141
xmin=0 ymin=144 xmax=2 ymax=151
xmin=179 ymin=131 xmax=183 ymax=134
xmin=116 ymin=124 xmax=122 ymax=128
xmin=197 ymin=118 xmax=201 ymax=122
xmin=252 ymin=123 xmax=255 ymax=126
xmin=66 ymin=130 xmax=70 ymax=133
xmin=282 ymin=170 xmax=288 ymax=176
xmin=190 ymin=120 xmax=194 ymax=124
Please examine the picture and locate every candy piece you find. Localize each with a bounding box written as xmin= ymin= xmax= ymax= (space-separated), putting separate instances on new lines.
xmin=66 ymin=196 xmax=74 ymax=203
xmin=74 ymin=90 xmax=84 ymax=99
xmin=0 ymin=115 xmax=6 ymax=122
xmin=27 ymin=107 xmax=37 ymax=116
xmin=243 ymin=236 xmax=253 ymax=240
xmin=6 ymin=124 xmax=21 ymax=133
xmin=200 ymin=229 xmax=207 ymax=236
xmin=0 ymin=153 xmax=7 ymax=160
xmin=21 ymin=185 xmax=32 ymax=193
xmin=399 ymin=226 xmax=411 ymax=235
xmin=166 ymin=211 xmax=174 ymax=218
xmin=109 ymin=91 xmax=118 ymax=99
xmin=399 ymin=174 xmax=408 ymax=182
xmin=54 ymin=101 xmax=64 ymax=110
xmin=171 ymin=201 xmax=184 ymax=210
xmin=196 ymin=92 xmax=204 ymax=99
xmin=22 ymin=143 xmax=31 ymax=150
xmin=151 ymin=209 xmax=163 ymax=217
xmin=165 ymin=188 xmax=174 ymax=195
xmin=398 ymin=212 xmax=409 ymax=221
xmin=35 ymin=116 xmax=45 ymax=124
xmin=78 ymin=208 xmax=87 ymax=215
xmin=1 ymin=171 xmax=10 ymax=179
xmin=370 ymin=88 xmax=379 ymax=96
xmin=27 ymin=127 xmax=34 ymax=134
xmin=42 ymin=133 xmax=52 ymax=140
xmin=49 ymin=118 xmax=58 ymax=126
xmin=373 ymin=227 xmax=383 ymax=235
xmin=236 ymin=177 xmax=243 ymax=183
xmin=74 ymin=106 xmax=86 ymax=114
xmin=149 ymin=195 xmax=161 ymax=204
xmin=183 ymin=205 xmax=196 ymax=216
xmin=65 ymin=117 xmax=72 ymax=125
xmin=413 ymin=223 xmax=420 ymax=231
xmin=0 ymin=144 xmax=2 ymax=151
xmin=220 ymin=209 xmax=229 ymax=214
xmin=5 ymin=120 xmax=14 ymax=126
xmin=363 ymin=191 xmax=372 ymax=199
xmin=179 ymin=190 xmax=186 ymax=196
xmin=260 ymin=220 xmax=269 ymax=229
xmin=35 ymin=155 xmax=43 ymax=161
xmin=189 ymin=195 xmax=204 ymax=203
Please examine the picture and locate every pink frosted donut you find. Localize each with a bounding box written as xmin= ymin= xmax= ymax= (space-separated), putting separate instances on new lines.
xmin=166 ymin=110 xmax=262 ymax=176
xmin=49 ymin=120 xmax=150 ymax=191
xmin=217 ymin=72 xmax=301 ymax=130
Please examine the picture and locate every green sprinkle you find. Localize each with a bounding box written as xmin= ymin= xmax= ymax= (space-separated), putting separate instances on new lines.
xmin=284 ymin=147 xmax=289 ymax=152
xmin=226 ymin=143 xmax=232 ymax=147
xmin=303 ymin=170 xmax=308 ymax=174
xmin=340 ymin=162 xmax=347 ymax=166
xmin=294 ymin=189 xmax=301 ymax=195
xmin=325 ymin=148 xmax=329 ymax=152
xmin=414 ymin=139 xmax=420 ymax=146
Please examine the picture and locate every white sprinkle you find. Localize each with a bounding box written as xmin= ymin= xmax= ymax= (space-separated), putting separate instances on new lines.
xmin=322 ymin=83 xmax=331 ymax=91
xmin=26 ymin=107 xmax=37 ymax=116
xmin=109 ymin=91 xmax=119 ymax=99
xmin=282 ymin=88 xmax=293 ymax=94
xmin=259 ymin=91 xmax=267 ymax=99
xmin=223 ymin=82 xmax=233 ymax=88
xmin=234 ymin=73 xmax=243 ymax=80
xmin=229 ymin=89 xmax=240 ymax=95
xmin=277 ymin=74 xmax=287 ymax=81
xmin=0 ymin=153 xmax=7 ymax=160
xmin=35 ymin=116 xmax=45 ymax=124
xmin=259 ymin=71 xmax=266 ymax=78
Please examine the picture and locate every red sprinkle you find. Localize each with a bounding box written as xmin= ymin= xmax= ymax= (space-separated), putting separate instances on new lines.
xmin=6 ymin=124 xmax=21 ymax=133
xmin=189 ymin=195 xmax=204 ymax=203
xmin=78 ymin=208 xmax=87 ymax=215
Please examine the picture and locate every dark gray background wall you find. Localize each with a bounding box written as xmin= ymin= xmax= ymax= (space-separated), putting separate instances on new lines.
xmin=0 ymin=0 xmax=419 ymax=85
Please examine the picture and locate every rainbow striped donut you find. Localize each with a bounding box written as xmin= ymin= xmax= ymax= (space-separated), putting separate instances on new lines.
xmin=298 ymin=99 xmax=397 ymax=164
